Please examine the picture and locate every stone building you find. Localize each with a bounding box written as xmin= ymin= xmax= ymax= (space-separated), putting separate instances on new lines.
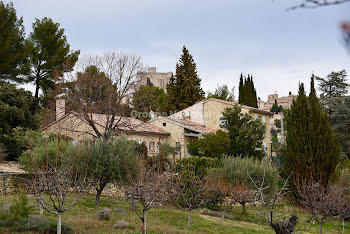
xmin=258 ymin=93 xmax=297 ymax=112
xmin=149 ymin=98 xmax=273 ymax=159
xmin=43 ymin=99 xmax=170 ymax=156
xmin=137 ymin=67 xmax=172 ymax=90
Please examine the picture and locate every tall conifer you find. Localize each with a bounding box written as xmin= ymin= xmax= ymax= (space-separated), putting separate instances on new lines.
xmin=238 ymin=74 xmax=258 ymax=108
xmin=283 ymin=76 xmax=340 ymax=190
xmin=166 ymin=46 xmax=205 ymax=112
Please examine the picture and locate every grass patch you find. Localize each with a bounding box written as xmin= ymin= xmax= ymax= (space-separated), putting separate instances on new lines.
xmin=0 ymin=193 xmax=349 ymax=233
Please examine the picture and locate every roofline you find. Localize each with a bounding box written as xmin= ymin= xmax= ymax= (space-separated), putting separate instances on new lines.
xmin=205 ymin=98 xmax=273 ymax=116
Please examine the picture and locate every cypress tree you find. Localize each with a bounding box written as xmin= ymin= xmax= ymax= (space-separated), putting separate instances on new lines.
xmin=166 ymin=46 xmax=205 ymax=112
xmin=238 ymin=74 xmax=258 ymax=108
xmin=283 ymin=76 xmax=340 ymax=190
xmin=270 ymin=99 xmax=279 ymax=113
xmin=238 ymin=73 xmax=244 ymax=104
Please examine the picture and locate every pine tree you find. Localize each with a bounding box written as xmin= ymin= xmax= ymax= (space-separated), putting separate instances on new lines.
xmin=166 ymin=46 xmax=204 ymax=112
xmin=283 ymin=76 xmax=340 ymax=190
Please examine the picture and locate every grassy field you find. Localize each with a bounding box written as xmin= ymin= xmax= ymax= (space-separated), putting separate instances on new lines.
xmin=0 ymin=193 xmax=349 ymax=233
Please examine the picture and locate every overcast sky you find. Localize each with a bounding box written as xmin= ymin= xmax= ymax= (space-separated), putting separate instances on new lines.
xmin=10 ymin=0 xmax=350 ymax=101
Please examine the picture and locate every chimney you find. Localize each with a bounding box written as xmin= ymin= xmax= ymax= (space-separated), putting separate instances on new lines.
xmin=56 ymin=99 xmax=65 ymax=120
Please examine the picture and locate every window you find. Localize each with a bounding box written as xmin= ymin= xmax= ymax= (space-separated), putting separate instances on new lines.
xmin=262 ymin=116 xmax=266 ymax=124
xmin=255 ymin=114 xmax=258 ymax=120
xmin=149 ymin=142 xmax=155 ymax=152
xmin=163 ymin=122 xmax=166 ymax=127
xmin=137 ymin=139 xmax=142 ymax=144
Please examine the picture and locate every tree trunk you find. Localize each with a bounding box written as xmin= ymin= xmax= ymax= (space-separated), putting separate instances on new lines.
xmin=142 ymin=210 xmax=147 ymax=234
xmin=95 ymin=185 xmax=105 ymax=206
xmin=34 ymin=82 xmax=40 ymax=113
xmin=221 ymin=210 xmax=225 ymax=223
xmin=342 ymin=219 xmax=345 ymax=234
xmin=188 ymin=209 xmax=192 ymax=227
xmin=241 ymin=202 xmax=246 ymax=215
xmin=39 ymin=194 xmax=44 ymax=215
xmin=319 ymin=222 xmax=323 ymax=234
xmin=57 ymin=212 xmax=62 ymax=234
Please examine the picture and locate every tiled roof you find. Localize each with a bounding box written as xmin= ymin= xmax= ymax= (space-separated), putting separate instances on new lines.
xmin=86 ymin=113 xmax=170 ymax=136
xmin=44 ymin=112 xmax=170 ymax=136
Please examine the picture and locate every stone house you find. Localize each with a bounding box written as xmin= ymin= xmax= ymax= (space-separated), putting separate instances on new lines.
xmin=43 ymin=99 xmax=170 ymax=156
xmin=149 ymin=98 xmax=273 ymax=159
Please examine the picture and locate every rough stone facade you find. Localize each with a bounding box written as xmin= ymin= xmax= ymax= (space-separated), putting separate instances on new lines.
xmin=258 ymin=93 xmax=297 ymax=111
xmin=137 ymin=67 xmax=172 ymax=91
xmin=151 ymin=98 xmax=272 ymax=159
xmin=0 ymin=173 xmax=26 ymax=196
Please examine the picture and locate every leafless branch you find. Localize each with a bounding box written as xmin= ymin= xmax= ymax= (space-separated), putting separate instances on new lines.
xmin=288 ymin=0 xmax=350 ymax=10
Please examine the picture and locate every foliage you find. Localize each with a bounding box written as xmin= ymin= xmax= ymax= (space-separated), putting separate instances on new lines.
xmin=132 ymin=85 xmax=167 ymax=121
xmin=274 ymin=119 xmax=281 ymax=128
xmin=316 ymin=70 xmax=350 ymax=159
xmin=220 ymin=105 xmax=266 ymax=159
xmin=0 ymin=82 xmax=39 ymax=160
xmin=283 ymin=76 xmax=340 ymax=189
xmin=148 ymin=143 xmax=176 ymax=171
xmin=19 ymin=137 xmax=76 ymax=169
xmin=238 ymin=73 xmax=258 ymax=108
xmin=222 ymin=157 xmax=278 ymax=197
xmin=0 ymin=1 xmax=29 ymax=82
xmin=10 ymin=193 xmax=32 ymax=221
xmin=176 ymin=156 xmax=219 ymax=177
xmin=270 ymin=100 xmax=283 ymax=114
xmin=85 ymin=136 xmax=140 ymax=205
xmin=26 ymin=17 xmax=80 ymax=112
xmin=166 ymin=46 xmax=205 ymax=112
xmin=316 ymin=69 xmax=349 ymax=99
xmin=187 ymin=130 xmax=230 ymax=158
xmin=206 ymin=84 xmax=234 ymax=101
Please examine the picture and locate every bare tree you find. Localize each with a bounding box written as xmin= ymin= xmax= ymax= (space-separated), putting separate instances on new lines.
xmin=231 ymin=179 xmax=255 ymax=215
xmin=57 ymin=52 xmax=145 ymax=140
xmin=172 ymin=167 xmax=219 ymax=227
xmin=27 ymin=137 xmax=90 ymax=234
xmin=250 ymin=172 xmax=298 ymax=234
xmin=288 ymin=0 xmax=350 ymax=10
xmin=125 ymin=159 xmax=171 ymax=234
xmin=296 ymin=179 xmax=348 ymax=234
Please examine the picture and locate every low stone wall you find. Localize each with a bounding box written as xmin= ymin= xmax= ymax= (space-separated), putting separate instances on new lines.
xmin=0 ymin=173 xmax=26 ymax=196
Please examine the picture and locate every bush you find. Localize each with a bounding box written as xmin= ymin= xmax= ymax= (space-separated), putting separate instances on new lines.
xmin=187 ymin=130 xmax=230 ymax=158
xmin=176 ymin=156 xmax=219 ymax=177
xmin=222 ymin=157 xmax=278 ymax=197
xmin=10 ymin=193 xmax=32 ymax=221
xmin=99 ymin=208 xmax=111 ymax=220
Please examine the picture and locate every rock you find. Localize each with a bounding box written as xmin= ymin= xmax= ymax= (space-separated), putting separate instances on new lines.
xmin=114 ymin=207 xmax=126 ymax=214
xmin=114 ymin=220 xmax=129 ymax=228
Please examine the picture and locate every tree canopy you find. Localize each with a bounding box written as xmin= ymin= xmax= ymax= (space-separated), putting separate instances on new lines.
xmin=220 ymin=105 xmax=266 ymax=159
xmin=132 ymin=85 xmax=167 ymax=121
xmin=166 ymin=46 xmax=205 ymax=112
xmin=0 ymin=82 xmax=39 ymax=160
xmin=283 ymin=76 xmax=340 ymax=188
xmin=238 ymin=74 xmax=258 ymax=108
xmin=206 ymin=84 xmax=234 ymax=101
xmin=0 ymin=1 xmax=29 ymax=82
xmin=26 ymin=17 xmax=79 ymax=113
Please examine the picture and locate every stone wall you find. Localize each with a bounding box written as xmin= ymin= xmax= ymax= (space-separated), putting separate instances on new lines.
xmin=0 ymin=173 xmax=26 ymax=196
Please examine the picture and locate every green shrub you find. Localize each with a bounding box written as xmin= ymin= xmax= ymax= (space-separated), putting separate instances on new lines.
xmin=10 ymin=193 xmax=32 ymax=221
xmin=176 ymin=156 xmax=219 ymax=177
xmin=222 ymin=157 xmax=278 ymax=197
